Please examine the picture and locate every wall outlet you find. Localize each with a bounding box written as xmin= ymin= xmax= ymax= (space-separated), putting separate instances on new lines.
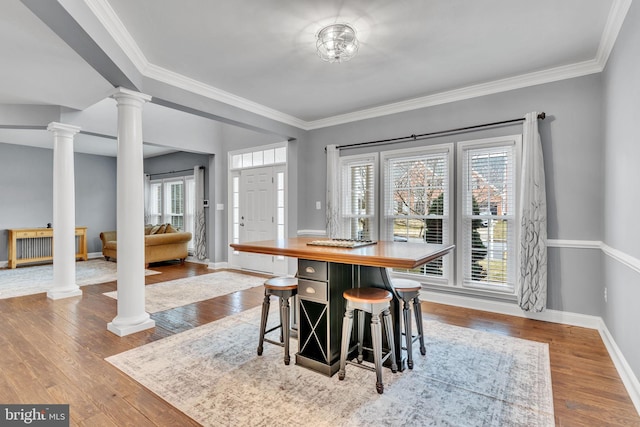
xmin=316 ymin=201 xmax=321 ymax=210
xmin=604 ymin=287 xmax=608 ymax=303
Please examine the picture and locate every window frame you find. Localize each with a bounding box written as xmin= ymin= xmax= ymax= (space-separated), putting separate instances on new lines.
xmin=380 ymin=144 xmax=454 ymax=287
xmin=456 ymin=135 xmax=522 ymax=296
xmin=339 ymin=153 xmax=379 ymax=241
xmin=148 ymin=174 xmax=196 ymax=251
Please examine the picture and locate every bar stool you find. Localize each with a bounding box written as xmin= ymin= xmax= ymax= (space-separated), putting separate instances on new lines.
xmin=257 ymin=276 xmax=298 ymax=365
xmin=391 ymin=278 xmax=426 ymax=369
xmin=338 ymin=287 xmax=397 ymax=394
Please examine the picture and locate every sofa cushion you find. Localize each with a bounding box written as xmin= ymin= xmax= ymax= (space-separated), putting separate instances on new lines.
xmin=165 ymin=224 xmax=178 ymax=233
xmin=149 ymin=224 xmax=163 ymax=234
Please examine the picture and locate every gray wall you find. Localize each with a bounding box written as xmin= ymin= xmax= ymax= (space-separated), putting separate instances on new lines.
xmin=298 ymin=74 xmax=606 ymax=317
xmin=603 ymin=0 xmax=640 ymax=379
xmin=0 ymin=142 xmax=117 ymax=259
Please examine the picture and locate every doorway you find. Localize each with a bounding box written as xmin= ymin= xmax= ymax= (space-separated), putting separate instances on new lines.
xmin=228 ymin=145 xmax=287 ymax=275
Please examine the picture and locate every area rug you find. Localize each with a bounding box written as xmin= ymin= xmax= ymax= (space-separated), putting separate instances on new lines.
xmin=102 ymin=271 xmax=266 ymax=313
xmin=0 ymin=259 xmax=160 ymax=299
xmin=106 ymin=306 xmax=555 ymax=426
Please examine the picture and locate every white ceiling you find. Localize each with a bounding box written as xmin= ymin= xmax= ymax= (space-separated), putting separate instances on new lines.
xmin=0 ymin=0 xmax=631 ymax=155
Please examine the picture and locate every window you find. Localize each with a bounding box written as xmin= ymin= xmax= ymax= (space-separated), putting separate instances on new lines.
xmin=382 ymin=146 xmax=453 ymax=280
xmin=337 ymin=135 xmax=522 ymax=297
xmin=230 ymin=146 xmax=286 ymax=170
xmin=340 ymin=154 xmax=377 ymax=240
xmin=147 ymin=175 xmax=196 ymax=251
xmin=457 ymin=135 xmax=520 ymax=293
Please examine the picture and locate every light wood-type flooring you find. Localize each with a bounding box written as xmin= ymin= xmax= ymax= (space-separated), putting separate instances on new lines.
xmin=0 ymin=261 xmax=638 ymax=426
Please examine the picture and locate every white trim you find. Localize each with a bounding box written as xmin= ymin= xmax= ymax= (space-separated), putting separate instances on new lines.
xmin=422 ymin=289 xmax=603 ymax=329
xmin=598 ymin=318 xmax=640 ymax=416
xmin=547 ymin=239 xmax=602 ymax=249
xmin=296 ymin=229 xmax=327 ymax=237
xmin=86 ymin=0 xmax=630 ymax=131
xmin=595 ymin=0 xmax=633 ymax=66
xmin=207 ymin=261 xmax=229 ymax=270
xmin=602 ymin=243 xmax=640 ymax=274
xmin=307 ymin=60 xmax=603 ymax=130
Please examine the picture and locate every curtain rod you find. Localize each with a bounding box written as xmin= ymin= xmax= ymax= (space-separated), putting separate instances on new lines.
xmin=333 ymin=112 xmax=546 ymax=151
xmin=147 ymin=166 xmax=204 ymax=178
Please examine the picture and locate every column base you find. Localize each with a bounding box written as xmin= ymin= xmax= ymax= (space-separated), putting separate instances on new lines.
xmin=47 ymin=287 xmax=82 ymax=300
xmin=107 ymin=317 xmax=155 ymax=337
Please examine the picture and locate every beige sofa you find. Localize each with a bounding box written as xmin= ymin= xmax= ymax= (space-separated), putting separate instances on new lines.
xmin=100 ymin=224 xmax=192 ymax=266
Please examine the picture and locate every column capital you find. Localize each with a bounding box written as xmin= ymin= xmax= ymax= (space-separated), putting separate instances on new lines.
xmin=111 ymin=87 xmax=152 ymax=105
xmin=47 ymin=122 xmax=81 ymax=136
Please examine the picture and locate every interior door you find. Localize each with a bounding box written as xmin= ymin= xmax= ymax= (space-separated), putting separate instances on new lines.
xmin=239 ymin=166 xmax=275 ymax=273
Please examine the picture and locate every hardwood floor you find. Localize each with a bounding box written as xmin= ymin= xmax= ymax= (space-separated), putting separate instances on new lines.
xmin=0 ymin=261 xmax=638 ymax=426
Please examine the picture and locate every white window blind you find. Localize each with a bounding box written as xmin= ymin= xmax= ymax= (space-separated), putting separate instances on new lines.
xmin=383 ymin=147 xmax=451 ymax=278
xmin=148 ymin=181 xmax=162 ymax=225
xmin=340 ymin=154 xmax=377 ymax=240
xmin=165 ymin=179 xmax=185 ymax=230
xmin=459 ymin=138 xmax=518 ymax=292
xmin=147 ymin=176 xmax=196 ymax=250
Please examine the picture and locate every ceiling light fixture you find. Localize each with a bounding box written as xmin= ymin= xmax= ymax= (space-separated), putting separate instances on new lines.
xmin=316 ymin=23 xmax=359 ymax=63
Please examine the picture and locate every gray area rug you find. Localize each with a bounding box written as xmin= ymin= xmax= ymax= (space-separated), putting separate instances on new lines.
xmin=0 ymin=259 xmax=159 ymax=299
xmin=107 ymin=306 xmax=555 ymax=426
xmin=103 ymin=271 xmax=266 ymax=313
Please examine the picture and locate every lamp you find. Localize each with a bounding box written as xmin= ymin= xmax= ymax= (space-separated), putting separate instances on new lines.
xmin=316 ymin=23 xmax=359 ymax=63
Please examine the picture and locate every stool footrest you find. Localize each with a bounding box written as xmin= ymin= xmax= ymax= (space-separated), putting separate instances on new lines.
xmin=264 ymin=338 xmax=285 ymax=348
xmin=265 ymin=324 xmax=282 ymax=335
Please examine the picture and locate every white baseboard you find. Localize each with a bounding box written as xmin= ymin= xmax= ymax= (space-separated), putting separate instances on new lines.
xmin=421 ymin=289 xmax=639 ymax=416
xmin=597 ymin=319 xmax=640 ymax=416
xmin=208 ymin=261 xmax=229 ymax=270
xmin=0 ymin=260 xmax=6 ymax=268
xmin=420 ymin=289 xmax=602 ymax=329
xmin=185 ymin=256 xmax=209 ymax=265
xmin=297 ymin=229 xmax=327 ymax=237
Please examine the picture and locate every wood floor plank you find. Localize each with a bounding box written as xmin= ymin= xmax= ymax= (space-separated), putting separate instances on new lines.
xmin=0 ymin=261 xmax=638 ymax=426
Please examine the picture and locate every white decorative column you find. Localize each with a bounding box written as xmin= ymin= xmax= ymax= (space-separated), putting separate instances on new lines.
xmin=47 ymin=122 xmax=82 ymax=300
xmin=107 ymin=88 xmax=155 ymax=336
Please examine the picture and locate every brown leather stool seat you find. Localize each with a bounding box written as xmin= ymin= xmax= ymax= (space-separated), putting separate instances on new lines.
xmin=338 ymin=287 xmax=397 ymax=394
xmin=257 ymin=276 xmax=298 ymax=365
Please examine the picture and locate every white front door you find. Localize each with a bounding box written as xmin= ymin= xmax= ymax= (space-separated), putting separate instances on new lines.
xmin=239 ymin=166 xmax=275 ymax=273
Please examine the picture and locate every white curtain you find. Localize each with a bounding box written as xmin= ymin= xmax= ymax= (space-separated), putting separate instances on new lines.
xmin=193 ymin=165 xmax=207 ymax=260
xmin=326 ymin=144 xmax=341 ymax=238
xmin=517 ymin=112 xmax=547 ymax=312
xmin=143 ymin=173 xmax=151 ymax=224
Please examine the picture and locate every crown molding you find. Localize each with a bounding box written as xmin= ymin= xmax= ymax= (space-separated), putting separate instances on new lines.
xmin=305 ymin=59 xmax=603 ymax=130
xmin=143 ymin=63 xmax=308 ymax=129
xmin=84 ymin=0 xmax=630 ymax=131
xmin=84 ymin=0 xmax=148 ymax=72
xmin=595 ymin=0 xmax=632 ymax=66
